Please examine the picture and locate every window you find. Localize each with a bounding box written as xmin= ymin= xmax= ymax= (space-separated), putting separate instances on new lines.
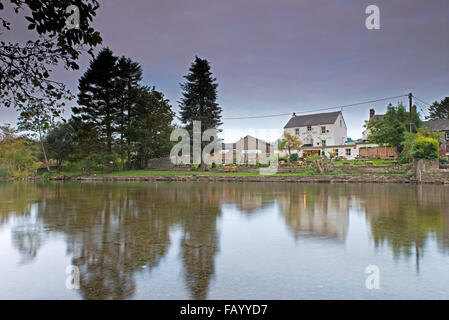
xmin=345 ymin=149 xmax=351 ymax=156
xmin=322 ymin=140 xmax=326 ymax=146
xmin=295 ymin=128 xmax=299 ymax=135
xmin=321 ymin=126 xmax=326 ymax=134
xmin=446 ymin=132 xmax=449 ymax=140
xmin=307 ymin=126 xmax=312 ymax=131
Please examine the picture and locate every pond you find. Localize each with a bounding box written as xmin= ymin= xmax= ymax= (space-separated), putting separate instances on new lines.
xmin=0 ymin=182 xmax=449 ymax=299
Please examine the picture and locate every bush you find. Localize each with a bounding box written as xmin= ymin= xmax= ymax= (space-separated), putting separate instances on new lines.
xmin=278 ymin=156 xmax=288 ymax=163
xmin=411 ymin=136 xmax=439 ymax=160
xmin=80 ymin=153 xmax=109 ymax=173
xmin=289 ymin=153 xmax=300 ymax=162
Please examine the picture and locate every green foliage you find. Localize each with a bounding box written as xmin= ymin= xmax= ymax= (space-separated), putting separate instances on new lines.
xmin=427 ymin=97 xmax=449 ymax=120
xmin=179 ymin=56 xmax=222 ymax=131
xmin=131 ymin=87 xmax=175 ymax=169
xmin=278 ymin=156 xmax=288 ymax=163
xmin=74 ymin=47 xmax=119 ymax=166
xmin=366 ymin=102 xmax=421 ymax=151
xmin=80 ymin=153 xmax=110 ymax=173
xmin=45 ymin=121 xmax=76 ymax=169
xmin=289 ymin=153 xmax=300 ymax=162
xmin=401 ymin=126 xmax=442 ymax=162
xmin=0 ymin=125 xmax=38 ymax=177
xmin=278 ymin=132 xmax=302 ymax=155
xmin=411 ymin=136 xmax=439 ymax=160
xmin=439 ymin=156 xmax=448 ymax=165
xmin=0 ymin=0 xmax=102 ymax=114
xmin=306 ymin=154 xmax=321 ymax=161
xmin=72 ymin=48 xmax=174 ymax=171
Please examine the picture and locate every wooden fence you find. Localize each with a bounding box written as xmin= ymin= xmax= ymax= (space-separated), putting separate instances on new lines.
xmin=359 ymin=147 xmax=398 ymax=159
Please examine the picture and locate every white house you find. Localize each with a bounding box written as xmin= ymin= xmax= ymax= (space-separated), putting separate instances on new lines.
xmin=295 ymin=142 xmax=380 ymax=160
xmin=284 ymin=111 xmax=347 ymax=147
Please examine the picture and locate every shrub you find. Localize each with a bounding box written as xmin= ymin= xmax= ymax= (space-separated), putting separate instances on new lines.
xmin=289 ymin=153 xmax=300 ymax=162
xmin=278 ymin=156 xmax=288 ymax=163
xmin=79 ymin=153 xmax=109 ymax=173
xmin=411 ymin=136 xmax=439 ymax=160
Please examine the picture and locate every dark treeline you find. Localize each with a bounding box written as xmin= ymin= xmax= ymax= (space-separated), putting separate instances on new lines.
xmin=50 ymin=48 xmax=174 ymax=172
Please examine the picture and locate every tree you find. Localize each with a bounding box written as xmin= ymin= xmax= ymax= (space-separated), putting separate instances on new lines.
xmin=116 ymin=56 xmax=143 ymax=170
xmin=366 ymin=102 xmax=421 ymax=152
xmin=278 ymin=132 xmax=302 ymax=156
xmin=401 ymin=126 xmax=442 ymax=163
xmin=17 ymin=103 xmax=53 ymax=171
xmin=179 ymin=56 xmax=222 ymax=170
xmin=132 ymin=87 xmax=175 ymax=169
xmin=45 ymin=121 xmax=75 ymax=170
xmin=73 ymin=47 xmax=119 ymax=171
xmin=0 ymin=123 xmax=15 ymax=141
xmin=0 ymin=124 xmax=37 ymax=177
xmin=0 ymin=0 xmax=102 ymax=116
xmin=427 ymin=97 xmax=449 ymax=120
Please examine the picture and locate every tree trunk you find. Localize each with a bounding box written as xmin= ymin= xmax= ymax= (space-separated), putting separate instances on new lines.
xmin=313 ymin=156 xmax=334 ymax=174
xmin=39 ymin=126 xmax=50 ymax=172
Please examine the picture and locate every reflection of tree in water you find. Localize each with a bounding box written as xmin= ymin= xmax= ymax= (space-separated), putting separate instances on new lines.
xmin=11 ymin=218 xmax=45 ymax=264
xmin=179 ymin=184 xmax=221 ymax=299
xmin=361 ymin=184 xmax=449 ymax=267
xmin=0 ymin=182 xmax=38 ymax=224
xmin=2 ymin=182 xmax=449 ymax=298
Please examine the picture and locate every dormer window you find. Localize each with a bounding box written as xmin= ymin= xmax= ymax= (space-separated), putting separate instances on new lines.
xmin=307 ymin=126 xmax=312 ymax=131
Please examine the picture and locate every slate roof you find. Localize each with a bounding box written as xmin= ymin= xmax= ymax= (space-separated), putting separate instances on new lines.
xmin=284 ymin=111 xmax=341 ymax=129
xmin=423 ymin=120 xmax=449 ymax=131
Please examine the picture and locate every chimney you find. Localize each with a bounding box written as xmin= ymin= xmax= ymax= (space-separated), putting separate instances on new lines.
xmin=292 ymin=112 xmax=296 ymax=118
xmin=369 ymin=109 xmax=375 ymax=121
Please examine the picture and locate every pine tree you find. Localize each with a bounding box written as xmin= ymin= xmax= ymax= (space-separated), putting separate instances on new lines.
xmin=427 ymin=97 xmax=449 ymax=120
xmin=179 ymin=56 xmax=222 ymax=170
xmin=116 ymin=56 xmax=143 ymax=170
xmin=73 ymin=48 xmax=119 ymax=171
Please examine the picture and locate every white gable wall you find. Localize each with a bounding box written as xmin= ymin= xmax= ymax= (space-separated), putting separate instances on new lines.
xmin=284 ymin=113 xmax=347 ymax=149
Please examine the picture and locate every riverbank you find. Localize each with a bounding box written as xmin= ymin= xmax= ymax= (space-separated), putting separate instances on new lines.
xmin=64 ymin=173 xmax=412 ymax=184
xmin=36 ymin=170 xmax=447 ymax=184
xmin=18 ymin=165 xmax=449 ymax=184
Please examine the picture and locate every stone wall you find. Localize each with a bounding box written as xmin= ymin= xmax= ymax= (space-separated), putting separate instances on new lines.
xmin=412 ymin=159 xmax=449 ymax=184
xmin=68 ymin=174 xmax=410 ymax=184
xmin=147 ymin=157 xmax=175 ymax=169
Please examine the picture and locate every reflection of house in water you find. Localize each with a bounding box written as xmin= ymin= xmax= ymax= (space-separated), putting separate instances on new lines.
xmin=277 ymin=185 xmax=349 ymax=241
xmin=3 ymin=182 xmax=449 ymax=299
xmin=220 ymin=184 xmax=274 ymax=214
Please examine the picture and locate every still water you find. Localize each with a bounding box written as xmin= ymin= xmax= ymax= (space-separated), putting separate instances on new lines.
xmin=0 ymin=182 xmax=449 ymax=299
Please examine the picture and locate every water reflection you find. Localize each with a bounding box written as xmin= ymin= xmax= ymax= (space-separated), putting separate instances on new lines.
xmin=0 ymin=182 xmax=448 ymax=299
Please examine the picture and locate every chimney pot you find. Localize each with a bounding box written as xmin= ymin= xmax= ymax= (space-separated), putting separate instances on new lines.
xmin=292 ymin=112 xmax=296 ymax=117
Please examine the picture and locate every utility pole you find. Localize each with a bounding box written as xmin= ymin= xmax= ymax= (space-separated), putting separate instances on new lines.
xmin=409 ymin=92 xmax=413 ymax=133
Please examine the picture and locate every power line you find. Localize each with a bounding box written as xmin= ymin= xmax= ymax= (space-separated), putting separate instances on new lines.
xmin=223 ymin=94 xmax=408 ymax=120
xmin=413 ymin=95 xmax=433 ymax=107
xmin=412 ymin=94 xmax=433 ymax=119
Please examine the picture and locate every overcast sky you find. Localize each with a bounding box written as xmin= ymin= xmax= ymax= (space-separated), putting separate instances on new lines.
xmin=2 ymin=0 xmax=449 ymax=142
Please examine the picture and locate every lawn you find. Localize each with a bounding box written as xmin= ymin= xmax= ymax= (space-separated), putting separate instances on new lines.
xmin=333 ymin=158 xmax=395 ymax=167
